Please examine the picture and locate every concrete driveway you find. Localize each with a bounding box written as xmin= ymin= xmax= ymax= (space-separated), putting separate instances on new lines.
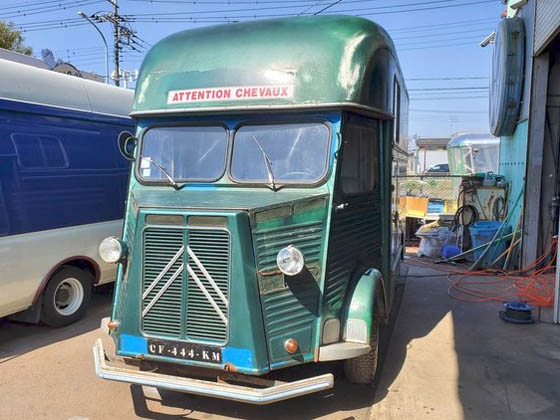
xmin=1 ymin=263 xmax=560 ymax=420
xmin=370 ymin=261 xmax=560 ymax=420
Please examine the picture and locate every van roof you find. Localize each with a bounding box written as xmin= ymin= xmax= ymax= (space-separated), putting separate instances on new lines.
xmin=132 ymin=15 xmax=405 ymax=117
xmin=0 ymin=58 xmax=133 ymax=118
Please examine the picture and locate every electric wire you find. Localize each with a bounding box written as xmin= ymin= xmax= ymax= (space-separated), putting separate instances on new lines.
xmin=0 ymin=0 xmax=104 ymax=20
xmin=122 ymin=0 xmax=494 ymax=18
xmin=405 ymin=237 xmax=558 ymax=307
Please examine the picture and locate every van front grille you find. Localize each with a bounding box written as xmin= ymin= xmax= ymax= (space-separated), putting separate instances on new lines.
xmin=186 ymin=229 xmax=230 ymax=342
xmin=141 ymin=226 xmax=231 ymax=344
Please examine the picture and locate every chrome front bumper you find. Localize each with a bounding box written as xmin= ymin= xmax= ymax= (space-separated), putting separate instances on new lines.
xmin=93 ymin=338 xmax=334 ymax=404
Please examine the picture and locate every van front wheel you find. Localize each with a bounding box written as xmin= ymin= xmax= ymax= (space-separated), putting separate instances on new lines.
xmin=343 ymin=318 xmax=379 ymax=384
xmin=41 ymin=266 xmax=93 ymax=327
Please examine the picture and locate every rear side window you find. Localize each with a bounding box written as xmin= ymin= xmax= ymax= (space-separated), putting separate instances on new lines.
xmin=340 ymin=119 xmax=379 ymax=194
xmin=11 ymin=134 xmax=68 ymax=169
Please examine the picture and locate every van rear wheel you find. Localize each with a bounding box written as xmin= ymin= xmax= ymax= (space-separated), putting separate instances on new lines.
xmin=41 ymin=266 xmax=93 ymax=327
xmin=343 ymin=318 xmax=379 ymax=384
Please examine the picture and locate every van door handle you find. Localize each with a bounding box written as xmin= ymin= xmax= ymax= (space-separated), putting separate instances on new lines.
xmin=336 ymin=202 xmax=348 ymax=211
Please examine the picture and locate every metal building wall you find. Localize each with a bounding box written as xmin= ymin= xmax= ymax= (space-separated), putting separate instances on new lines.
xmin=534 ymin=0 xmax=560 ymax=55
xmin=499 ymin=1 xmax=536 ymax=268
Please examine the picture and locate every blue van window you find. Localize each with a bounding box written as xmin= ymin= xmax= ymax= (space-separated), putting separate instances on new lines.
xmin=11 ymin=133 xmax=68 ymax=169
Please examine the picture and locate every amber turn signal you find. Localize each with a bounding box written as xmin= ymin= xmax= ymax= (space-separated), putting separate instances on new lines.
xmin=284 ymin=338 xmax=298 ymax=354
xmin=107 ymin=320 xmax=120 ymax=331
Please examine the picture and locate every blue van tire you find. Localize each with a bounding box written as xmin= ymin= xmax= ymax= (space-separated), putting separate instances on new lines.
xmin=40 ymin=266 xmax=93 ymax=327
xmin=343 ymin=317 xmax=379 ymax=384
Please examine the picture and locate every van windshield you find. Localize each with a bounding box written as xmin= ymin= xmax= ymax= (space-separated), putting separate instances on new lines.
xmin=139 ymin=126 xmax=227 ymax=182
xmin=231 ymin=123 xmax=330 ymax=184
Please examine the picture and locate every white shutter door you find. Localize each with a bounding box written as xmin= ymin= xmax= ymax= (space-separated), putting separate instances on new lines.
xmin=534 ymin=0 xmax=560 ymax=55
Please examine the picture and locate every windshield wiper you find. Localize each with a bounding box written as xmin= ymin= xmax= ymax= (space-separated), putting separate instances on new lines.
xmin=251 ymin=136 xmax=279 ymax=191
xmin=140 ymin=156 xmax=181 ymax=190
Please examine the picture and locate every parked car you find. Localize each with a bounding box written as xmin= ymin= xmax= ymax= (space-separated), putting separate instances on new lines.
xmin=425 ymin=163 xmax=449 ymax=173
xmin=0 ymin=58 xmax=134 ymax=326
xmin=93 ymin=15 xmax=408 ymax=404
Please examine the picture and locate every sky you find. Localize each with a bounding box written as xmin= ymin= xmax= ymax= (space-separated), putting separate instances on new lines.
xmin=5 ymin=0 xmax=505 ymax=138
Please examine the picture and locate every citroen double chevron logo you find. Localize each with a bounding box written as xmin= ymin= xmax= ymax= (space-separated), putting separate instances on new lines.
xmin=142 ymin=246 xmax=228 ymax=325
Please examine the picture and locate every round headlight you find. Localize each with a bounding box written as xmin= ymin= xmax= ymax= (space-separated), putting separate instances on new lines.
xmin=99 ymin=237 xmax=125 ymax=263
xmin=276 ymin=245 xmax=305 ymax=276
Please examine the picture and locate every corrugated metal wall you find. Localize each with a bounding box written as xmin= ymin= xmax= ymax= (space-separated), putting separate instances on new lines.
xmin=534 ymin=0 xmax=560 ymax=55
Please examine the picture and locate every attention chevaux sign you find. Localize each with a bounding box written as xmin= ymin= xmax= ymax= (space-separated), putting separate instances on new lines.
xmin=167 ymin=85 xmax=294 ymax=104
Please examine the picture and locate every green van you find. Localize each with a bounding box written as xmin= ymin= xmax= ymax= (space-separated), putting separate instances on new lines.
xmin=94 ymin=15 xmax=408 ymax=404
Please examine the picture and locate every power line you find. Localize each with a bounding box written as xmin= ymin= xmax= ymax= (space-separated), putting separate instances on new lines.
xmin=53 ymin=46 xmax=106 ymax=53
xmin=123 ymin=0 xmax=496 ymax=19
xmin=2 ymin=0 xmax=79 ymax=11
xmin=13 ymin=17 xmax=83 ymax=27
xmin=393 ymin=27 xmax=493 ymax=41
xmin=82 ymin=0 xmax=146 ymax=86
xmin=129 ymin=0 xmax=342 ymax=3
xmin=399 ymin=40 xmax=485 ymax=51
xmin=358 ymin=0 xmax=495 ymax=17
xmin=313 ymin=0 xmax=343 ymax=15
xmin=0 ymin=0 xmax=103 ymax=20
xmin=396 ymin=35 xmax=491 ymax=46
xmin=388 ymin=17 xmax=497 ymax=32
xmin=13 ymin=0 xmax=498 ymax=32
xmin=20 ymin=23 xmax=90 ymax=33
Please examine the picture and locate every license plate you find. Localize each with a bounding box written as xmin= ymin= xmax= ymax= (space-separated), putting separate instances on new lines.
xmin=147 ymin=339 xmax=222 ymax=363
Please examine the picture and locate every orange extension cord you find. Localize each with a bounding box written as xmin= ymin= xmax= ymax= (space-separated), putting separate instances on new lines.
xmin=405 ymin=238 xmax=557 ymax=307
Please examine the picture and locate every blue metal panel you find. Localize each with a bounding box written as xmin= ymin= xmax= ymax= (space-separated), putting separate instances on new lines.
xmin=120 ymin=333 xmax=148 ymax=355
xmin=0 ymin=100 xmax=134 ymax=237
xmin=499 ymin=120 xmax=527 ymax=231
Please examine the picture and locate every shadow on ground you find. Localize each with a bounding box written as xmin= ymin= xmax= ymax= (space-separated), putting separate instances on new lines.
xmin=0 ymin=284 xmax=113 ymax=363
xmin=371 ymin=259 xmax=560 ymax=420
xmin=128 ymin=280 xmax=406 ymax=420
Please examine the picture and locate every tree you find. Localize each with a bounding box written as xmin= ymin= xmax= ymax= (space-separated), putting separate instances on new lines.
xmin=0 ymin=21 xmax=32 ymax=55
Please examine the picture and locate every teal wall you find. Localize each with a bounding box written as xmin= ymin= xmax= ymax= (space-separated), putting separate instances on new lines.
xmin=499 ymin=119 xmax=528 ymax=231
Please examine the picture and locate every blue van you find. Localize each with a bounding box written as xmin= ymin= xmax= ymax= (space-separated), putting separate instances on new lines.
xmin=0 ymin=58 xmax=134 ymax=326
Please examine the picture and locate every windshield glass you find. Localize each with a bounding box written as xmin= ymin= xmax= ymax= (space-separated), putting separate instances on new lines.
xmin=231 ymin=123 xmax=330 ymax=183
xmin=139 ymin=126 xmax=227 ymax=181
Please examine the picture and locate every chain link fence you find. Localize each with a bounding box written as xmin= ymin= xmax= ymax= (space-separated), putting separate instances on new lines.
xmin=396 ymin=174 xmax=463 ymax=216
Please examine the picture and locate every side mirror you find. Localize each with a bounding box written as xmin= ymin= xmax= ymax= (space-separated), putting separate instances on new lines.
xmin=118 ymin=131 xmax=136 ymax=161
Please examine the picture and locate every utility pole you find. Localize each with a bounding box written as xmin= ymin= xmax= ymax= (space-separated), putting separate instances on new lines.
xmin=112 ymin=0 xmax=120 ymax=86
xmin=81 ymin=1 xmax=147 ymax=87
xmin=90 ymin=0 xmax=127 ymax=86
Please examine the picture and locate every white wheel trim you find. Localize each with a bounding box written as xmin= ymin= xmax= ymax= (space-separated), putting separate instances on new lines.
xmin=53 ymin=277 xmax=84 ymax=317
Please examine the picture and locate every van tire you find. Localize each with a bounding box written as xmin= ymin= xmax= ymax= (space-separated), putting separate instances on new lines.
xmin=41 ymin=266 xmax=93 ymax=327
xmin=343 ymin=318 xmax=379 ymax=384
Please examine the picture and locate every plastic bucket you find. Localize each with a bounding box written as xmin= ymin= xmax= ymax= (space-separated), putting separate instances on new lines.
xmin=470 ymin=221 xmax=512 ymax=267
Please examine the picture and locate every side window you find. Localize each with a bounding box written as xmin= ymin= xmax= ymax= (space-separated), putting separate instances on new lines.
xmin=11 ymin=133 xmax=68 ymax=169
xmin=341 ymin=119 xmax=379 ymax=194
xmin=393 ymin=78 xmax=401 ymax=145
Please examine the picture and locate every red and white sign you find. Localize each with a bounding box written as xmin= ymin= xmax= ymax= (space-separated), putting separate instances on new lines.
xmin=167 ymin=85 xmax=295 ymax=105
